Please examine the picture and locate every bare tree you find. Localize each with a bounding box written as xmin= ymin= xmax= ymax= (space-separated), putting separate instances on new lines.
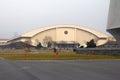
xmin=24 ymin=39 xmax=32 ymax=51
xmin=35 ymin=39 xmax=40 ymax=46
xmin=43 ymin=36 xmax=53 ymax=47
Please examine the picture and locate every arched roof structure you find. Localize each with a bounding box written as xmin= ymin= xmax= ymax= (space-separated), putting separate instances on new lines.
xmin=21 ymin=24 xmax=108 ymax=38
xmin=7 ymin=24 xmax=111 ymax=47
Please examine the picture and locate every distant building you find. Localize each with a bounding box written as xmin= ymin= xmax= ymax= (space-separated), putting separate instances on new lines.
xmin=0 ymin=39 xmax=8 ymax=45
xmin=0 ymin=39 xmax=9 ymax=49
xmin=107 ymin=0 xmax=120 ymax=44
xmin=6 ymin=24 xmax=111 ymax=49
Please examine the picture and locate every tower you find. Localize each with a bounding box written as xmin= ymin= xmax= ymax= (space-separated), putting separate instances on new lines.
xmin=107 ymin=0 xmax=120 ymax=44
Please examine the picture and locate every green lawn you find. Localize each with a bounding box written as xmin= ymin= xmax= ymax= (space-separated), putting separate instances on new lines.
xmin=0 ymin=49 xmax=120 ymax=60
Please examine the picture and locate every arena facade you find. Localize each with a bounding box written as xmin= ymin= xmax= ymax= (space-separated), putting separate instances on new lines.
xmin=107 ymin=0 xmax=120 ymax=44
xmin=3 ymin=24 xmax=112 ymax=49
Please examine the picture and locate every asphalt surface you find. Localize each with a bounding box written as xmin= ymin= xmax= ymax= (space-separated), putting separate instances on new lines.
xmin=0 ymin=59 xmax=120 ymax=80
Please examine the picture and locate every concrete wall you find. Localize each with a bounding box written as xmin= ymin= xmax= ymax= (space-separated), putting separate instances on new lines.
xmin=32 ymin=28 xmax=56 ymax=46
xmin=56 ymin=27 xmax=75 ymax=42
xmin=31 ymin=27 xmax=99 ymax=47
xmin=76 ymin=48 xmax=120 ymax=56
xmin=107 ymin=0 xmax=120 ymax=44
xmin=107 ymin=0 xmax=120 ymax=29
xmin=76 ymin=29 xmax=98 ymax=46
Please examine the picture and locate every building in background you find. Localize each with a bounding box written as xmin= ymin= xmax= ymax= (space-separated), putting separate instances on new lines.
xmin=0 ymin=39 xmax=9 ymax=49
xmin=6 ymin=24 xmax=111 ymax=49
xmin=0 ymin=39 xmax=8 ymax=45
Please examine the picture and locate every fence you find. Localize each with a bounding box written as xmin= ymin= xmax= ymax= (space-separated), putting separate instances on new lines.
xmin=75 ymin=48 xmax=120 ymax=56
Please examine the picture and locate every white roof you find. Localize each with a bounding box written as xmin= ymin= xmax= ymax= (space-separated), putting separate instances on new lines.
xmin=21 ymin=24 xmax=109 ymax=38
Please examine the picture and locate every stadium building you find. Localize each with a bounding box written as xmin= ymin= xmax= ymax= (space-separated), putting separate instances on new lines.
xmin=6 ymin=24 xmax=111 ymax=49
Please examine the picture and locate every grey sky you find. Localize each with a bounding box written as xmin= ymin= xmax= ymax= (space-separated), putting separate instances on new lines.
xmin=0 ymin=0 xmax=110 ymax=38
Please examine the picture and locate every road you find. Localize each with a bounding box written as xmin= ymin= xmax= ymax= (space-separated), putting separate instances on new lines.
xmin=0 ymin=59 xmax=120 ymax=80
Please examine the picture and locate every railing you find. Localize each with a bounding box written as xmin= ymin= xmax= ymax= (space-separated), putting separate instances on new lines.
xmin=75 ymin=48 xmax=120 ymax=56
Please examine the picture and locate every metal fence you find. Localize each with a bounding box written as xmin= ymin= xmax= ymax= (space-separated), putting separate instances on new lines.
xmin=75 ymin=48 xmax=120 ymax=56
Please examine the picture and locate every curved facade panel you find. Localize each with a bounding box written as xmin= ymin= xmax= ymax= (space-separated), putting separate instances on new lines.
xmin=76 ymin=29 xmax=98 ymax=46
xmin=31 ymin=27 xmax=98 ymax=46
xmin=32 ymin=28 xmax=56 ymax=46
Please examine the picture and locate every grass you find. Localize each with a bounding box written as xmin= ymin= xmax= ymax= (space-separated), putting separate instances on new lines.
xmin=0 ymin=49 xmax=120 ymax=60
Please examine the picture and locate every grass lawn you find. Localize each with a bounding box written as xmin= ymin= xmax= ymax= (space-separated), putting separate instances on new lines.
xmin=0 ymin=49 xmax=120 ymax=60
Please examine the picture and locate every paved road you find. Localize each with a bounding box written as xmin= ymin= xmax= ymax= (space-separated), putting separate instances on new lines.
xmin=0 ymin=59 xmax=39 ymax=80
xmin=0 ymin=59 xmax=120 ymax=80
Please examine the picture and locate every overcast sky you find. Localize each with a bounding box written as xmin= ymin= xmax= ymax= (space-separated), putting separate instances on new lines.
xmin=0 ymin=0 xmax=110 ymax=38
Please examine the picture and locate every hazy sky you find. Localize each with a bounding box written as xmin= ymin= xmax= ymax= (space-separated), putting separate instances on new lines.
xmin=0 ymin=0 xmax=110 ymax=38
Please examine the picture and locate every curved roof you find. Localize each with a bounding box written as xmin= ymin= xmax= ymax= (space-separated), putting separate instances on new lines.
xmin=21 ymin=24 xmax=109 ymax=38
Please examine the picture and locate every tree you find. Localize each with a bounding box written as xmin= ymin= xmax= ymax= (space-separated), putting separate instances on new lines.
xmin=36 ymin=42 xmax=42 ymax=49
xmin=47 ymin=41 xmax=52 ymax=48
xmin=24 ymin=39 xmax=32 ymax=51
xmin=43 ymin=36 xmax=53 ymax=48
xmin=80 ymin=46 xmax=84 ymax=48
xmin=86 ymin=39 xmax=96 ymax=48
xmin=14 ymin=42 xmax=26 ymax=49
